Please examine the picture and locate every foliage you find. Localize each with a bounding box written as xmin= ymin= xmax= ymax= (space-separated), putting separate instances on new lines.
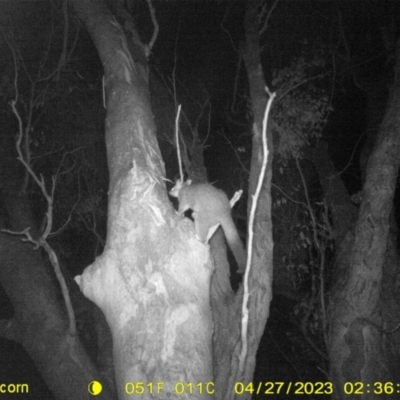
xmin=292 ymin=200 xmax=334 ymax=361
xmin=272 ymin=155 xmax=334 ymax=364
xmin=272 ymin=53 xmax=332 ymax=159
xmin=269 ymin=52 xmax=335 ymax=362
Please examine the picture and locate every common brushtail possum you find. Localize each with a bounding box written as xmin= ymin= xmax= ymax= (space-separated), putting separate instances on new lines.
xmin=169 ymin=180 xmax=246 ymax=273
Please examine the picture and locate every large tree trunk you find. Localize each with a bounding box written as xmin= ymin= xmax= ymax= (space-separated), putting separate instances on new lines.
xmin=328 ymin=39 xmax=400 ymax=399
xmin=71 ymin=2 xmax=213 ymax=399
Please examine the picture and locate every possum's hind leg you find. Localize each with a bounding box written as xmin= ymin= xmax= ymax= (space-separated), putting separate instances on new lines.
xmin=193 ymin=212 xmax=218 ymax=242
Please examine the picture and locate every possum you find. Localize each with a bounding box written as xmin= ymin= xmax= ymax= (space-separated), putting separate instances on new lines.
xmin=170 ymin=180 xmax=246 ymax=273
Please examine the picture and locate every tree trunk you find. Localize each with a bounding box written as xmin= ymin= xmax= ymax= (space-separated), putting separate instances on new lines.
xmin=238 ymin=0 xmax=274 ymax=390
xmin=71 ymin=2 xmax=214 ymax=399
xmin=328 ymin=38 xmax=400 ymax=399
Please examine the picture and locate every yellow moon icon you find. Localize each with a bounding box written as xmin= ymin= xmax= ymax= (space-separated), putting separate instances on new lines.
xmin=88 ymin=381 xmax=103 ymax=395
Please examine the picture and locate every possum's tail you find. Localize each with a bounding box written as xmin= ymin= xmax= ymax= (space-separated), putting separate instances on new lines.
xmin=220 ymin=214 xmax=247 ymax=273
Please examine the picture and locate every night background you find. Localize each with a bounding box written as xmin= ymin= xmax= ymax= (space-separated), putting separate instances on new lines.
xmin=0 ymin=0 xmax=399 ymax=399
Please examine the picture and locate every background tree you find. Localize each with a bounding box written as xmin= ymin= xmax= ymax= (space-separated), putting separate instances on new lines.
xmin=328 ymin=37 xmax=400 ymax=397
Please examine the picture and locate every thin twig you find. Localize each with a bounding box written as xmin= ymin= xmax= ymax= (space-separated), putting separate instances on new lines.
xmin=146 ymin=0 xmax=159 ymax=53
xmin=175 ymin=105 xmax=183 ymax=180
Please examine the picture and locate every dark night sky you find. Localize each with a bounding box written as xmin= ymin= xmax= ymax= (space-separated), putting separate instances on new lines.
xmin=146 ymin=1 xmax=397 ymax=192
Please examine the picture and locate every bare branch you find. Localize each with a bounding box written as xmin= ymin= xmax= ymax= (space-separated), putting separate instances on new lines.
xmin=220 ymin=2 xmax=238 ymax=52
xmin=146 ymin=0 xmax=159 ymax=54
xmin=3 ymin=51 xmax=76 ymax=336
xmin=1 ymin=228 xmax=39 ymax=248
xmin=259 ymin=0 xmax=280 ymax=36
